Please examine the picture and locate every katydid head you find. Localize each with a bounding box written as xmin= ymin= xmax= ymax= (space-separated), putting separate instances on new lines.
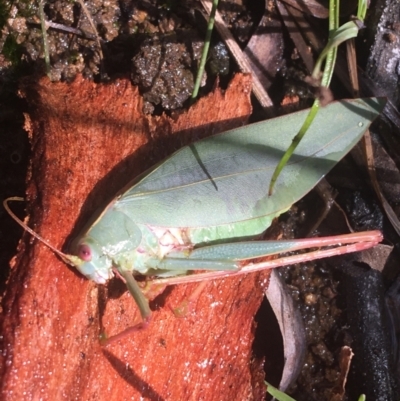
xmin=3 ymin=197 xmax=114 ymax=285
xmin=69 ymin=207 xmax=143 ymax=282
xmin=69 ymin=236 xmax=114 ymax=284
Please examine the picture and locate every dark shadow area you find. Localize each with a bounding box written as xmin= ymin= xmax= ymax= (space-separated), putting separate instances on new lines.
xmin=253 ymin=296 xmax=284 ymax=398
xmin=103 ymin=349 xmax=166 ymax=401
xmin=148 ymin=285 xmax=174 ymax=311
xmin=335 ymin=259 xmax=399 ymax=401
xmin=0 ymin=96 xmax=30 ymax=296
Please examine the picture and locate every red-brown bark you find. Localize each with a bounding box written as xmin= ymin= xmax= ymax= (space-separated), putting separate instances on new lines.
xmin=0 ymin=74 xmax=271 ymax=400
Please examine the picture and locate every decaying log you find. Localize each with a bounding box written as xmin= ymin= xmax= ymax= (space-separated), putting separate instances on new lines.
xmin=0 ymin=73 xmax=272 ymax=400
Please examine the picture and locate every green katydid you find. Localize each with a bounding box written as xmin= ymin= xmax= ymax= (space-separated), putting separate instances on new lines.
xmin=5 ymin=97 xmax=384 ymax=344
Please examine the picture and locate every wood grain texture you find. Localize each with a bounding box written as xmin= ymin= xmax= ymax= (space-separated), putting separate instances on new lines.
xmin=0 ymin=73 xmax=272 ymax=400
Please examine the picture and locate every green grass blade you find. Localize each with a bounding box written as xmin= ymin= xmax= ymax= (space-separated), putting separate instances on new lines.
xmin=38 ymin=0 xmax=51 ymax=78
xmin=268 ymin=0 xmax=367 ymax=195
xmin=268 ymin=101 xmax=320 ymax=195
xmin=265 ymin=382 xmax=296 ymax=401
xmin=191 ymin=0 xmax=219 ymax=103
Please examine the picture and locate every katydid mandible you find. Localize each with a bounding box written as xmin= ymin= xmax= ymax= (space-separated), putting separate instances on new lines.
xmin=5 ymin=97 xmax=384 ymax=342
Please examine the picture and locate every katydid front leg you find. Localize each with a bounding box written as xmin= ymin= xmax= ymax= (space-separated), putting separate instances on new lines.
xmin=102 ymin=268 xmax=152 ymax=345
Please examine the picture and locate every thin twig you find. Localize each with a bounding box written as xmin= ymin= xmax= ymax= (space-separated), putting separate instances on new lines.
xmin=276 ymin=1 xmax=314 ymax=73
xmin=76 ymin=0 xmax=104 ymax=63
xmin=346 ymin=39 xmax=359 ymax=97
xmin=38 ymin=0 xmax=51 ymax=78
xmin=201 ymin=0 xmax=274 ymax=110
xmin=44 ymin=20 xmax=96 ymax=40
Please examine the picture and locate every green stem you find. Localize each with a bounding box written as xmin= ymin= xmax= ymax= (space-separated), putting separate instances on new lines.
xmin=38 ymin=0 xmax=51 ymax=78
xmin=357 ymin=0 xmax=368 ymax=20
xmin=268 ymin=0 xmax=349 ymax=195
xmin=191 ymin=0 xmax=219 ymax=103
xmin=268 ymin=101 xmax=320 ymax=196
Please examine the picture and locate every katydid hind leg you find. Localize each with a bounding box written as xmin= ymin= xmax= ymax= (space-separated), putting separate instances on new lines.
xmin=185 ymin=231 xmax=383 ymax=262
xmin=150 ymin=231 xmax=383 ymax=286
xmin=150 ymin=256 xmax=238 ymax=271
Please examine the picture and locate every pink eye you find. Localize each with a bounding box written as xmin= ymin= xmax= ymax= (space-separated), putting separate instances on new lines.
xmin=78 ymin=244 xmax=92 ymax=261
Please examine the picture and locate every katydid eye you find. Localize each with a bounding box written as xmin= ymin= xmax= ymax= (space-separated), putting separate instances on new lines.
xmin=78 ymin=244 xmax=92 ymax=261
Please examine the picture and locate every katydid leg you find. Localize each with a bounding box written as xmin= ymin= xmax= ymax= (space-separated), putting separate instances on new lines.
xmin=118 ymin=268 xmax=152 ymax=320
xmin=150 ymin=231 xmax=383 ymax=286
xmin=102 ymin=316 xmax=151 ymax=346
xmin=102 ymin=268 xmax=152 ymax=346
xmin=185 ymin=230 xmax=383 ymax=262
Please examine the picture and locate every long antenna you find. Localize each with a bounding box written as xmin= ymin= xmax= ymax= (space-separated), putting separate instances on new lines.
xmin=3 ymin=197 xmax=78 ymax=266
